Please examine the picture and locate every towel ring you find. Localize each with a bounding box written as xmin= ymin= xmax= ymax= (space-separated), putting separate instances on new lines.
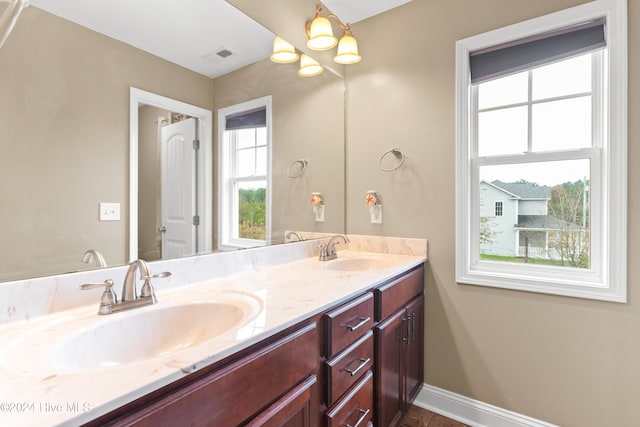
xmin=379 ymin=148 xmax=405 ymax=172
xmin=287 ymin=159 xmax=308 ymax=178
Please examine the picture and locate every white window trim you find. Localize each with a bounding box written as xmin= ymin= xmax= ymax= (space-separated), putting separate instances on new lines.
xmin=455 ymin=0 xmax=627 ymax=302
xmin=217 ymin=96 xmax=272 ymax=250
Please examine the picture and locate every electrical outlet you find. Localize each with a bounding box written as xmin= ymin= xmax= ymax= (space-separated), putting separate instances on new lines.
xmin=99 ymin=202 xmax=120 ymax=221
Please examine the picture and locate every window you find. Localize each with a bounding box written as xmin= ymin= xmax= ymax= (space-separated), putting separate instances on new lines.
xmin=455 ymin=0 xmax=627 ymax=302
xmin=494 ymin=201 xmax=503 ymax=217
xmin=218 ymin=97 xmax=272 ymax=249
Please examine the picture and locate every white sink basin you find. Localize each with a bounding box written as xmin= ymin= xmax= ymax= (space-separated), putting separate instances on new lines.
xmin=1 ymin=290 xmax=263 ymax=371
xmin=325 ymin=257 xmax=395 ymax=271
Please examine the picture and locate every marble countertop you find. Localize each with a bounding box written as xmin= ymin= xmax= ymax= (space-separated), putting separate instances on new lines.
xmin=0 ymin=249 xmax=425 ymax=427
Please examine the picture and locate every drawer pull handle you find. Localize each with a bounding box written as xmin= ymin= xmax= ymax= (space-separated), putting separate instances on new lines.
xmin=347 ymin=408 xmax=370 ymax=427
xmin=345 ymin=357 xmax=371 ymax=377
xmin=347 ymin=316 xmax=371 ymax=332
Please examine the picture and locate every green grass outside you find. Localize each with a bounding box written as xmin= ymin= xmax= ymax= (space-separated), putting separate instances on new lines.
xmin=480 ymin=253 xmax=565 ymax=266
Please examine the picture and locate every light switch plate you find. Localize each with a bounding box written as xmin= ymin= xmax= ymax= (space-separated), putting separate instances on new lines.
xmin=100 ymin=202 xmax=120 ymax=221
xmin=313 ymin=205 xmax=325 ymax=222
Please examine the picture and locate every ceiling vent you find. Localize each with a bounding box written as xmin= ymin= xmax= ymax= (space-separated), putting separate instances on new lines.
xmin=202 ymin=47 xmax=234 ymax=64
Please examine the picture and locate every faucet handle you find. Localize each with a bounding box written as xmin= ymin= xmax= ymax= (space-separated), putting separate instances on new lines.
xmin=142 ymin=271 xmax=172 ymax=280
xmin=80 ymin=279 xmax=117 ymax=314
xmin=140 ymin=271 xmax=171 ymax=299
xmin=80 ymin=278 xmax=114 ymax=292
xmin=317 ymin=243 xmax=330 ymax=261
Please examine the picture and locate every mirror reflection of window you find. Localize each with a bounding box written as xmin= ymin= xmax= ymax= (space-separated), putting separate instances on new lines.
xmin=231 ymin=127 xmax=267 ymax=240
xmin=218 ymin=97 xmax=272 ymax=249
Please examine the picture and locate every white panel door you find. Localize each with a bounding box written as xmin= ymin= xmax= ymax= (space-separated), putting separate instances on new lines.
xmin=161 ymin=118 xmax=196 ymax=259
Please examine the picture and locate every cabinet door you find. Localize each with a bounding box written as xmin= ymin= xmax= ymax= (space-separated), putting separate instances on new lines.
xmin=246 ymin=375 xmax=317 ymax=427
xmin=404 ymin=295 xmax=424 ymax=408
xmin=374 ymin=309 xmax=407 ymax=427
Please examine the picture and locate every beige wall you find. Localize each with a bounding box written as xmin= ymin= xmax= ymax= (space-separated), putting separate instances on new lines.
xmin=0 ymin=7 xmax=214 ymax=280
xmin=346 ymin=0 xmax=638 ymax=425
xmin=213 ymin=59 xmax=345 ymax=244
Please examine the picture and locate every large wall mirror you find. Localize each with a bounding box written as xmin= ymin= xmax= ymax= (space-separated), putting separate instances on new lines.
xmin=0 ymin=0 xmax=345 ymax=283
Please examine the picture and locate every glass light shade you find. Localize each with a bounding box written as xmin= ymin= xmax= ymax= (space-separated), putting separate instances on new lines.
xmin=298 ymin=54 xmax=324 ymax=77
xmin=334 ymin=34 xmax=362 ymax=64
xmin=306 ymin=16 xmax=337 ymax=51
xmin=270 ymin=36 xmax=299 ymax=63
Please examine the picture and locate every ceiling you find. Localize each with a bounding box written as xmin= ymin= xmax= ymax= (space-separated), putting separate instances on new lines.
xmin=28 ymin=0 xmax=412 ymax=78
xmin=322 ymin=0 xmax=412 ymax=24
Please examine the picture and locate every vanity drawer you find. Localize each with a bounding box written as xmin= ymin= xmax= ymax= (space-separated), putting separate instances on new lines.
xmin=326 ymin=331 xmax=374 ymax=406
xmin=326 ymin=370 xmax=373 ymax=427
xmin=375 ymin=267 xmax=424 ymax=321
xmin=325 ymin=292 xmax=374 ymax=358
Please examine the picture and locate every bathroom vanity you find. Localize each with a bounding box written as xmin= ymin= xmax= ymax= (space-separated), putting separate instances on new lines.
xmin=84 ymin=265 xmax=424 ymax=427
xmin=0 ymin=236 xmax=427 ymax=427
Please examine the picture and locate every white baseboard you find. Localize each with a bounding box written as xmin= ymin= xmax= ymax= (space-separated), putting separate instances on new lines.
xmin=414 ymin=384 xmax=558 ymax=427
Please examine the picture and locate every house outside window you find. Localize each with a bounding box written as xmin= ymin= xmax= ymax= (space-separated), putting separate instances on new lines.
xmin=218 ymin=96 xmax=272 ymax=250
xmin=455 ymin=0 xmax=627 ymax=302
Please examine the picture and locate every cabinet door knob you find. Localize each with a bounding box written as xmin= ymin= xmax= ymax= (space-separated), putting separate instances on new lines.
xmin=347 ymin=408 xmax=370 ymax=427
xmin=347 ymin=316 xmax=371 ymax=332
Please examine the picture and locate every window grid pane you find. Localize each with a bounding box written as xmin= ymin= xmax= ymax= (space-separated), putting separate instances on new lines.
xmin=235 ymin=181 xmax=266 ymax=240
xmin=479 ymin=160 xmax=591 ymax=269
xmin=477 ymin=52 xmax=594 ymax=157
xmin=223 ymin=117 xmax=269 ymax=246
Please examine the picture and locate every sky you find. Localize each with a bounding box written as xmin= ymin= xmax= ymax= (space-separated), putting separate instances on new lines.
xmin=479 ymin=159 xmax=590 ymax=187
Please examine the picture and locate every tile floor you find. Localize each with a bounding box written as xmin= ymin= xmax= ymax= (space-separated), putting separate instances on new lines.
xmin=399 ymin=405 xmax=470 ymax=427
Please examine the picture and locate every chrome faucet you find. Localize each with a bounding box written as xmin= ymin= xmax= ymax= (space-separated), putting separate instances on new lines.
xmin=80 ymin=259 xmax=171 ymax=315
xmin=318 ymin=234 xmax=350 ymax=261
xmin=122 ymin=259 xmax=150 ymax=302
xmin=80 ymin=249 xmax=108 ymax=268
xmin=285 ymin=231 xmax=304 ymax=242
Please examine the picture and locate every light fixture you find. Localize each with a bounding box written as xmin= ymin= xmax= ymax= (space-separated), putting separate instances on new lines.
xmin=333 ymin=27 xmax=361 ymax=64
xmin=298 ymin=54 xmax=324 ymax=77
xmin=270 ymin=36 xmax=299 ymax=64
xmin=306 ymin=15 xmax=337 ymax=51
xmin=305 ymin=2 xmax=361 ymax=64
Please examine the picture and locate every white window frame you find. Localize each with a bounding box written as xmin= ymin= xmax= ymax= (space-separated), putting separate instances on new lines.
xmin=217 ymin=96 xmax=272 ymax=250
xmin=455 ymin=0 xmax=627 ymax=302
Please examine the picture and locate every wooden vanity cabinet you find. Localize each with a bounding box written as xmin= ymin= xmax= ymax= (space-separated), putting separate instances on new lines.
xmin=374 ymin=266 xmax=425 ymax=427
xmin=83 ymin=263 xmax=425 ymax=427
xmin=95 ymin=323 xmax=320 ymax=427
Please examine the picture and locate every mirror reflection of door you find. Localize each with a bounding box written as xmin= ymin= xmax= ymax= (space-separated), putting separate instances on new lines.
xmin=161 ymin=117 xmax=198 ymax=259
xmin=132 ymin=88 xmax=212 ymax=264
